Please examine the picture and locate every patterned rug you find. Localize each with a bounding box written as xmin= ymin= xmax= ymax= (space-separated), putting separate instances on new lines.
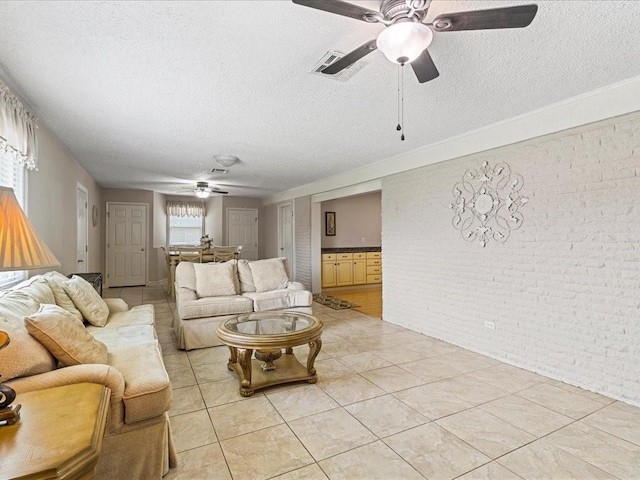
xmin=313 ymin=294 xmax=360 ymax=310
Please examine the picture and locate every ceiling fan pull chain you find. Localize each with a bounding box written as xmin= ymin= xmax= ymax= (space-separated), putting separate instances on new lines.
xmin=401 ymin=64 xmax=405 ymax=141
xmin=396 ymin=64 xmax=402 ymax=133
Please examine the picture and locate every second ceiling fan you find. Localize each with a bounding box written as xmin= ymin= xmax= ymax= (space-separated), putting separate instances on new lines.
xmin=293 ymin=0 xmax=538 ymax=83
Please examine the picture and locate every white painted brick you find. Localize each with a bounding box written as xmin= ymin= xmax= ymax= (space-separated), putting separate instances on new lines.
xmin=382 ymin=110 xmax=640 ymax=406
xmin=294 ymin=195 xmax=311 ymax=290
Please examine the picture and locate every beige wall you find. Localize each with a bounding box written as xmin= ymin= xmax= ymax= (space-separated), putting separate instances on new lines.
xmin=26 ymin=123 xmax=103 ymax=276
xmin=153 ymin=192 xmax=168 ymax=282
xmin=321 ymin=191 xmax=381 ymax=248
xmin=260 ymin=202 xmax=278 ymax=259
xmin=204 ymin=196 xmax=223 ymax=244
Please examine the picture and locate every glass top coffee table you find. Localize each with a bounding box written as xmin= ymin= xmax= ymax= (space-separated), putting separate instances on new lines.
xmin=216 ymin=312 xmax=323 ymax=397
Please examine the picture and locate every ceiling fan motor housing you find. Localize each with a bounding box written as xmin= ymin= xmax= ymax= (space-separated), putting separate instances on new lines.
xmin=381 ymin=0 xmax=430 ymax=23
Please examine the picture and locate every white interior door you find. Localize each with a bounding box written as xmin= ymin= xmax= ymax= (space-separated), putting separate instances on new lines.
xmin=227 ymin=208 xmax=259 ymax=260
xmin=106 ymin=203 xmax=147 ymax=287
xmin=76 ymin=184 xmax=88 ymax=273
xmin=278 ymin=202 xmax=294 ymax=271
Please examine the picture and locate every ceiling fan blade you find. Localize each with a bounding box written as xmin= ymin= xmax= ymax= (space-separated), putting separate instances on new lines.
xmin=432 ymin=4 xmax=538 ymax=32
xmin=321 ymin=40 xmax=377 ymax=75
xmin=292 ymin=0 xmax=381 ymax=22
xmin=411 ymin=48 xmax=439 ymax=83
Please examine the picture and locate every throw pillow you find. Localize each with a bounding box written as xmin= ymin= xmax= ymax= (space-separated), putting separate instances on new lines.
xmin=42 ymin=271 xmax=84 ymax=322
xmin=24 ymin=304 xmax=108 ymax=366
xmin=193 ymin=261 xmax=238 ymax=298
xmin=249 ymin=258 xmax=290 ymax=293
xmin=63 ymin=275 xmax=110 ymax=327
xmin=0 ymin=305 xmax=57 ymax=381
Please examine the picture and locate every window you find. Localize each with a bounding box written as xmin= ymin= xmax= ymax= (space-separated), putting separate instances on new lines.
xmin=0 ymin=149 xmax=26 ymax=288
xmin=168 ymin=215 xmax=204 ymax=245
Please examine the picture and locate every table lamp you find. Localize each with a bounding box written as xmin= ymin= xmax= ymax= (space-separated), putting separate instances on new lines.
xmin=0 ymin=186 xmax=61 ymax=425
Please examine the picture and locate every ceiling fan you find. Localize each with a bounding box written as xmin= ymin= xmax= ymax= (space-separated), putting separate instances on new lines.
xmin=293 ymin=0 xmax=538 ymax=83
xmin=193 ymin=182 xmax=228 ymax=198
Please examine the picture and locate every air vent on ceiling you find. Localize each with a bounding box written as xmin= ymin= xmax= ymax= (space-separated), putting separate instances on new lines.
xmin=210 ymin=168 xmax=230 ymax=174
xmin=310 ymin=51 xmax=368 ymax=82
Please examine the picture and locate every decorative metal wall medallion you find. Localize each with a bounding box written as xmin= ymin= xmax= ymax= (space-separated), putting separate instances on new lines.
xmin=449 ymin=161 xmax=529 ymax=247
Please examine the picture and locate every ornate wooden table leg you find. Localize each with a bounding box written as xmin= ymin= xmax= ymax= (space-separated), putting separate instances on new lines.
xmin=237 ymin=348 xmax=254 ymax=397
xmin=285 ymin=347 xmax=294 ymax=354
xmin=226 ymin=346 xmax=238 ymax=371
xmin=306 ymin=338 xmax=322 ymax=381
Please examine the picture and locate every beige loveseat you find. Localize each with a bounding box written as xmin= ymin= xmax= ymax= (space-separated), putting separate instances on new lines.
xmin=0 ymin=272 xmax=176 ymax=479
xmin=174 ymin=258 xmax=313 ymax=350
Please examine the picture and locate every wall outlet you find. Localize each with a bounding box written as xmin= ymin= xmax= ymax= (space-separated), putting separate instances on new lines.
xmin=484 ymin=321 xmax=496 ymax=330
xmin=361 ymin=237 xmax=366 ymax=244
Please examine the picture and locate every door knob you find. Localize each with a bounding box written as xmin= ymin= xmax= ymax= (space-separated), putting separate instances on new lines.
xmin=141 ymin=248 xmax=145 ymax=251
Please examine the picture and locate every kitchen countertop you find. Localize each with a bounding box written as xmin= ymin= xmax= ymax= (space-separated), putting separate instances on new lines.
xmin=321 ymin=247 xmax=382 ymax=253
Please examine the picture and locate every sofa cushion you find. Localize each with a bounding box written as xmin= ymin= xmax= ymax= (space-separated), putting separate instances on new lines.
xmin=0 ymin=285 xmax=58 ymax=381
xmin=237 ymin=259 xmax=256 ymax=293
xmin=249 ymin=258 xmax=290 ymax=293
xmin=42 ymin=271 xmax=84 ymax=322
xmin=108 ymin=341 xmax=172 ymax=424
xmin=243 ymin=289 xmax=313 ymax=312
xmin=91 ymin=304 xmax=155 ymax=331
xmin=193 ymin=262 xmax=238 ymax=298
xmin=24 ymin=304 xmax=108 ymax=366
xmin=90 ymin=324 xmax=157 ymax=348
xmin=63 ymin=275 xmax=110 ymax=327
xmin=178 ymin=295 xmax=253 ymax=320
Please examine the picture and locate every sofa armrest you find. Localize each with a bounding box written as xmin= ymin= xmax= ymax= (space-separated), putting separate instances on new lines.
xmin=104 ymin=298 xmax=129 ymax=313
xmin=286 ymin=282 xmax=306 ymax=291
xmin=7 ymin=364 xmax=126 ymax=430
xmin=176 ymin=287 xmax=197 ymax=302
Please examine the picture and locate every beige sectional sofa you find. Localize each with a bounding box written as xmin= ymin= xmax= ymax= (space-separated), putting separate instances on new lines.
xmin=174 ymin=258 xmax=313 ymax=350
xmin=0 ymin=272 xmax=176 ymax=479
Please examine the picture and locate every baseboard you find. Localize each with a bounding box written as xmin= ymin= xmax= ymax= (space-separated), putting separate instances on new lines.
xmin=322 ymin=284 xmax=382 ymax=293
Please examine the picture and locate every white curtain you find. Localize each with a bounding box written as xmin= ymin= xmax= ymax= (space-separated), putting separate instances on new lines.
xmin=166 ymin=201 xmax=205 ymax=217
xmin=0 ymin=79 xmax=38 ymax=171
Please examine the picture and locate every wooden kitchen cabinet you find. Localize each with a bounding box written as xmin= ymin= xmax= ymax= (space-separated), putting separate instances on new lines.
xmin=366 ymin=251 xmax=382 ymax=284
xmin=322 ymin=250 xmax=381 ymax=287
xmin=353 ymin=258 xmax=367 ymax=285
xmin=335 ymin=253 xmax=353 ymax=286
xmin=322 ymin=254 xmax=337 ymax=288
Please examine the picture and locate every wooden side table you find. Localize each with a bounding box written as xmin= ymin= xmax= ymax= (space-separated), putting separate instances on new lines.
xmin=0 ymin=383 xmax=110 ymax=480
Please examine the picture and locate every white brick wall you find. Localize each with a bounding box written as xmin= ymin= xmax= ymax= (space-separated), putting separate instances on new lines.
xmin=294 ymin=195 xmax=312 ymax=289
xmin=382 ymin=111 xmax=640 ymax=405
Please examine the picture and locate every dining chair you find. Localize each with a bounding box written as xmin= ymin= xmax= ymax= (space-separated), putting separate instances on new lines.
xmin=212 ymin=245 xmax=237 ymax=262
xmin=176 ymin=246 xmax=203 ymax=263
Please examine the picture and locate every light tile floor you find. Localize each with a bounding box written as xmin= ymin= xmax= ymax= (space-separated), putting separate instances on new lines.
xmin=106 ymin=286 xmax=640 ymax=480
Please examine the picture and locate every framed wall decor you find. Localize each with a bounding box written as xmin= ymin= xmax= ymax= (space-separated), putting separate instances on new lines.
xmin=92 ymin=205 xmax=99 ymax=227
xmin=325 ymin=211 xmax=336 ymax=236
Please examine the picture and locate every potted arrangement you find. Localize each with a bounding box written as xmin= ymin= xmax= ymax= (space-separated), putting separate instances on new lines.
xmin=200 ymin=234 xmax=213 ymax=251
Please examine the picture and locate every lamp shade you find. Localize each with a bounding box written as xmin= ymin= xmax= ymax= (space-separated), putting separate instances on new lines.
xmin=376 ymin=22 xmax=433 ymax=64
xmin=0 ymin=186 xmax=60 ymax=271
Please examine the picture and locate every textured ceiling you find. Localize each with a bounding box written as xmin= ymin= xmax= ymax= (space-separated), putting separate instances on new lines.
xmin=1 ymin=1 xmax=639 ymax=198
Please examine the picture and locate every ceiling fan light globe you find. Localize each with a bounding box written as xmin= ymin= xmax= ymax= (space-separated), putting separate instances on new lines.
xmin=376 ymin=22 xmax=433 ymax=64
xmin=195 ymin=190 xmax=210 ymax=199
